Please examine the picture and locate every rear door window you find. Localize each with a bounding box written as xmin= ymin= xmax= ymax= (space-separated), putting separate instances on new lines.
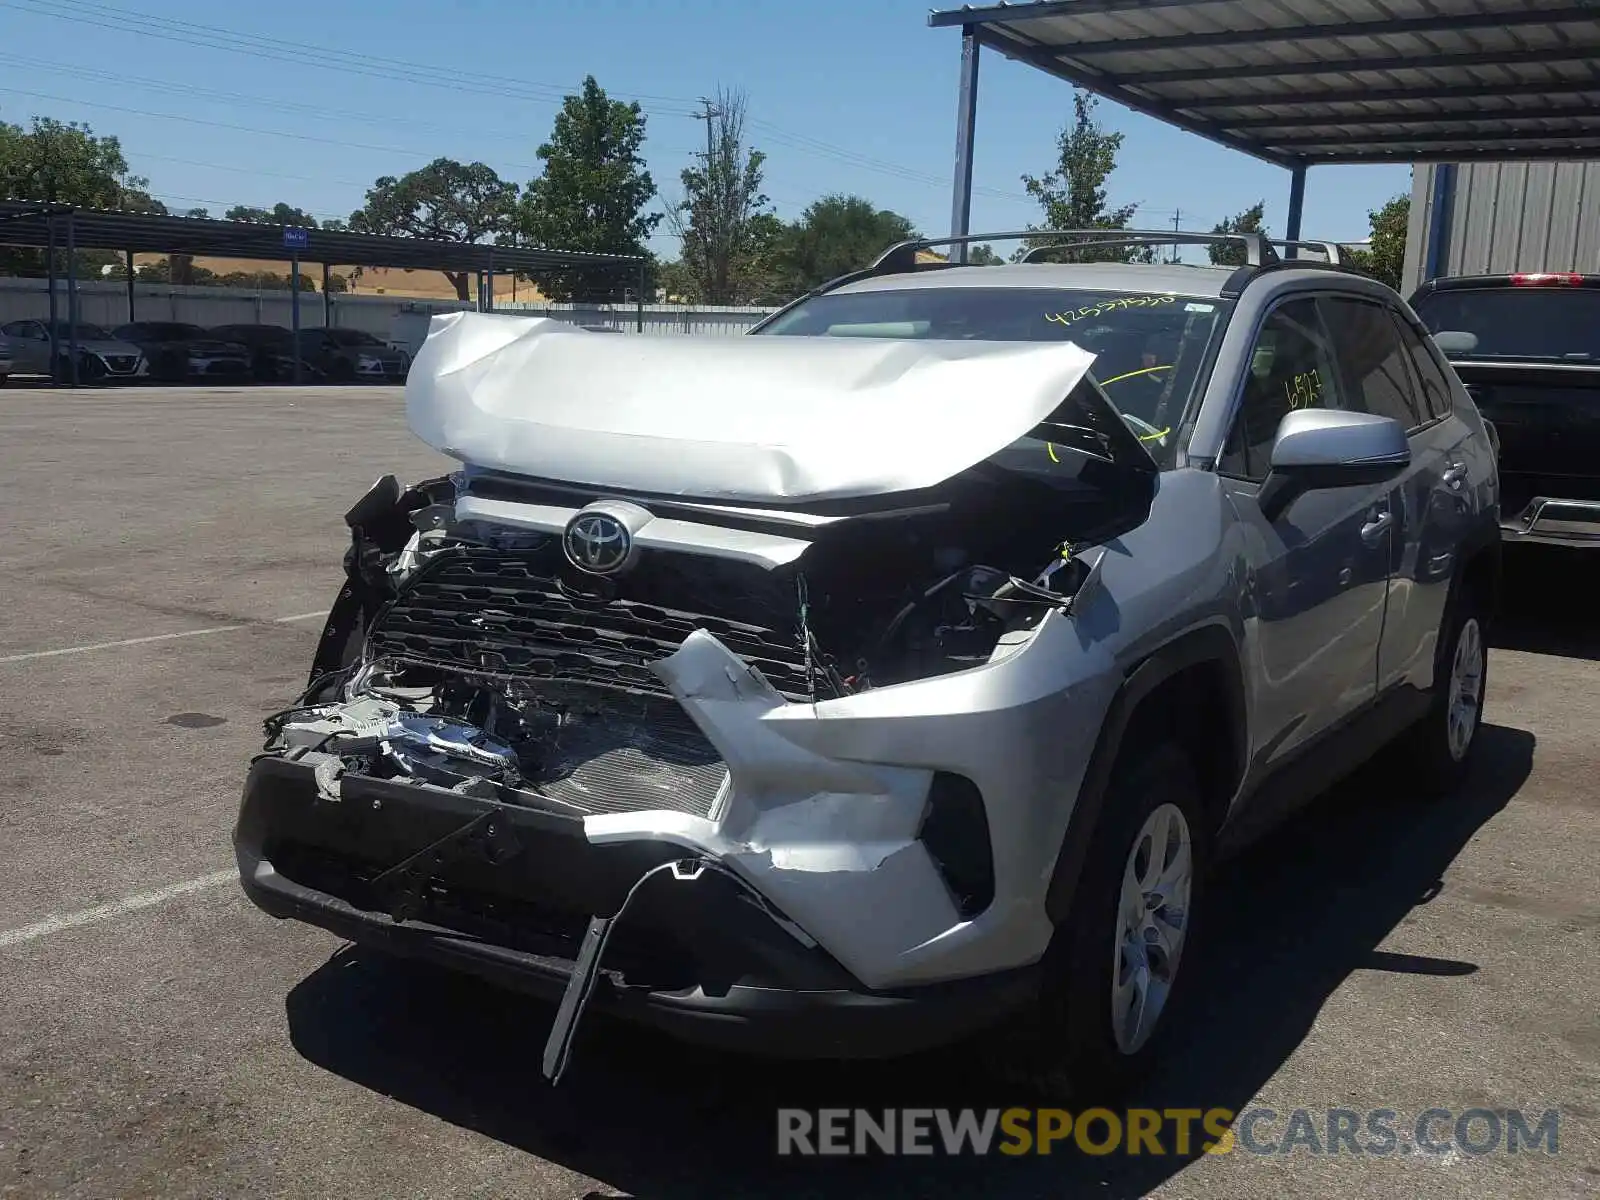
xmin=1320 ymin=296 xmax=1427 ymax=430
xmin=1388 ymin=314 xmax=1455 ymax=421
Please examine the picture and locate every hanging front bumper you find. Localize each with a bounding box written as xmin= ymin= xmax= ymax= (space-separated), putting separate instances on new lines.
xmin=234 ymin=754 xmax=1039 ymax=1059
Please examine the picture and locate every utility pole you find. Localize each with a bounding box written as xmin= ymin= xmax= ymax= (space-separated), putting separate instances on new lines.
xmin=690 ymin=97 xmax=723 ymax=299
xmin=692 ymin=97 xmax=721 ymax=170
xmin=1170 ymin=210 xmax=1183 ymax=263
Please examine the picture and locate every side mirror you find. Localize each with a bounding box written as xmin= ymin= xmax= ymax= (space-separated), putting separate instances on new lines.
xmin=1258 ymin=409 xmax=1410 ymax=521
xmin=1431 ymin=330 xmax=1478 ymax=357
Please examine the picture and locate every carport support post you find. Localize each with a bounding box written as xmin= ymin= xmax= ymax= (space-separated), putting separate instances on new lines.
xmin=636 ymin=259 xmax=645 ymax=332
xmin=485 ymin=248 xmax=495 ymax=313
xmin=46 ymin=213 xmax=58 ymax=386
xmin=65 ymin=210 xmax=79 ymax=386
xmin=290 ymin=250 xmax=302 ymax=385
xmin=125 ymin=251 xmax=135 ymax=322
xmin=322 ymin=262 xmax=331 ymax=327
xmin=948 ymin=25 xmax=981 ymax=265
xmin=1423 ymin=163 xmax=1457 ymax=282
xmin=1285 ymin=163 xmax=1307 ymax=255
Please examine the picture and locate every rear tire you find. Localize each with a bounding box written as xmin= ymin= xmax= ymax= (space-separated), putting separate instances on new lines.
xmin=988 ymin=742 xmax=1209 ymax=1101
xmin=1400 ymin=581 xmax=1487 ymax=797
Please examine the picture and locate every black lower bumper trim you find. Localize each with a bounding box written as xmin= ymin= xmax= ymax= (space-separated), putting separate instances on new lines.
xmin=235 ymin=756 xmax=1038 ymax=1059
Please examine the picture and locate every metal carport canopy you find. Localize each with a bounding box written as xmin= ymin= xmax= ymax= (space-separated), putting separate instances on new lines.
xmin=930 ymin=0 xmax=1600 ymax=258
xmin=0 ymin=199 xmax=649 ymax=383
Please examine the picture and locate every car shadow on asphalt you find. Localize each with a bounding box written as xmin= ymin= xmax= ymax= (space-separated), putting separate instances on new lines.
xmin=284 ymin=722 xmax=1533 ymax=1199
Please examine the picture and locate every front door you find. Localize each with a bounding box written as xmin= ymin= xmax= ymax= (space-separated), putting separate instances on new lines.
xmin=1218 ymin=297 xmax=1392 ymax=772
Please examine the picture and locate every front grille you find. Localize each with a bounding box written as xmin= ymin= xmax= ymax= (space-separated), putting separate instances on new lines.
xmin=367 ymin=548 xmax=813 ymax=700
xmin=104 ymin=355 xmax=137 ymax=372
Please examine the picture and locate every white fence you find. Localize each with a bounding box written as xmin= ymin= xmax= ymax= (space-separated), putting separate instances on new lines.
xmin=0 ymin=277 xmax=778 ymax=355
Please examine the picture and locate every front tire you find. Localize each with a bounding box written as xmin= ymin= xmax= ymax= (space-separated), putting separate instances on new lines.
xmin=989 ymin=742 xmax=1208 ymax=1099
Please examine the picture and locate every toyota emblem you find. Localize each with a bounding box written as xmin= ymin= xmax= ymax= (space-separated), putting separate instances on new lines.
xmin=563 ymin=509 xmax=634 ymax=575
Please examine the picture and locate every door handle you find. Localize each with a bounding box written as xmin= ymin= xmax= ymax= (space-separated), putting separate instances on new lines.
xmin=1442 ymin=461 xmax=1468 ymax=490
xmin=1361 ymin=509 xmax=1394 ymax=546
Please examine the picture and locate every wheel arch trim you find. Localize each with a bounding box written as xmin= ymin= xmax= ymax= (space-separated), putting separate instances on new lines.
xmin=1044 ymin=622 xmax=1246 ymax=926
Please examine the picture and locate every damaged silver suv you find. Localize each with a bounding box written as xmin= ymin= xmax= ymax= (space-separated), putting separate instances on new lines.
xmin=234 ymin=230 xmax=1501 ymax=1093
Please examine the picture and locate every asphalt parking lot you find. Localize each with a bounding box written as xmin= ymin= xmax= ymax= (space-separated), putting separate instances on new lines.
xmin=1 ymin=385 xmax=1596 ymax=1199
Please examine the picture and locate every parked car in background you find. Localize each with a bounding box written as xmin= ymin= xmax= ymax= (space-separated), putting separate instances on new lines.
xmin=1411 ymin=271 xmax=1600 ymax=550
xmin=0 ymin=319 xmax=149 ymax=383
xmin=110 ymin=322 xmax=252 ymax=382
xmin=292 ymin=326 xmax=412 ymax=382
xmin=207 ymin=324 xmax=321 ymax=383
xmin=0 ymin=334 xmax=13 ymax=385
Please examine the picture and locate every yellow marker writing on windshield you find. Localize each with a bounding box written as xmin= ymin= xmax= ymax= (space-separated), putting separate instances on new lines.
xmin=1044 ymin=294 xmax=1176 ymax=325
xmin=1098 ymin=364 xmax=1175 ymax=387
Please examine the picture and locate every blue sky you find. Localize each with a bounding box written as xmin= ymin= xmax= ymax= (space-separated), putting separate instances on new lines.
xmin=1 ymin=0 xmax=1413 ymax=260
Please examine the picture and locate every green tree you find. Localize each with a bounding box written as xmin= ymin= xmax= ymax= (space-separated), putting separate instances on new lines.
xmin=1208 ymin=201 xmax=1268 ymax=266
xmin=0 ymin=116 xmax=162 ymax=209
xmin=347 ymin=158 xmax=519 ymax=300
xmin=775 ymin=194 xmax=917 ymax=294
xmin=967 ymin=243 xmax=1003 ymax=266
xmin=224 ymin=202 xmax=320 ymax=227
xmin=135 ymin=257 xmax=218 ymax=285
xmin=0 ymin=116 xmax=164 ymax=276
xmin=667 ymin=87 xmax=773 ymax=304
xmin=517 ymin=76 xmax=661 ymax=302
xmin=656 ymin=258 xmax=694 ymax=302
xmin=1019 ymin=90 xmax=1144 ymax=263
xmin=1346 ymin=195 xmax=1409 ymax=290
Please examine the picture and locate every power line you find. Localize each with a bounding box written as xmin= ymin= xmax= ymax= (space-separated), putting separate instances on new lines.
xmin=2 ymin=0 xmax=1031 ymax=201
xmin=0 ymin=53 xmax=704 ymax=158
xmin=0 ymin=85 xmax=548 ymax=169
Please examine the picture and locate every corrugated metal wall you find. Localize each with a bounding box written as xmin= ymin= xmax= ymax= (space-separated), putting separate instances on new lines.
xmin=1406 ymin=161 xmax=1600 ymax=293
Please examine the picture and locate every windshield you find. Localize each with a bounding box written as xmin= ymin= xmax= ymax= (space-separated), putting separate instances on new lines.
xmin=1413 ymin=287 xmax=1600 ymax=361
xmin=46 ymin=320 xmax=114 ymax=340
xmin=754 ymin=286 xmax=1231 ymax=466
xmin=325 ymin=329 xmax=384 ymax=346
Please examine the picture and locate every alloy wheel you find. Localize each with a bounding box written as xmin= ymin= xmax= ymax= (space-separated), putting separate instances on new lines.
xmin=1111 ymin=801 xmax=1193 ymax=1055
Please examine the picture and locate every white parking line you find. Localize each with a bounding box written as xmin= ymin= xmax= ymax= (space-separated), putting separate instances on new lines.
xmin=0 ymin=611 xmax=326 ymax=665
xmin=0 ymin=870 xmax=238 ymax=948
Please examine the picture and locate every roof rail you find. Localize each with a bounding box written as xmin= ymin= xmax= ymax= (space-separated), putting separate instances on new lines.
xmin=1269 ymin=239 xmax=1347 ymax=266
xmin=872 ymin=228 xmax=1280 ymax=270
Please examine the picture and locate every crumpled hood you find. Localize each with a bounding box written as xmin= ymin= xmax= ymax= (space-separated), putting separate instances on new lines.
xmin=404 ymin=311 xmax=1102 ymax=503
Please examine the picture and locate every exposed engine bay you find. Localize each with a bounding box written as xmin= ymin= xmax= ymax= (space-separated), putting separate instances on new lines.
xmin=272 ymin=451 xmax=1149 ymax=820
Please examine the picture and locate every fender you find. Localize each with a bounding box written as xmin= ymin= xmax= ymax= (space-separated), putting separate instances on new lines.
xmin=1043 ymin=622 xmax=1246 ymax=926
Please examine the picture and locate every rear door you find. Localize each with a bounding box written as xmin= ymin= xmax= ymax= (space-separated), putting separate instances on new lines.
xmin=1320 ymin=295 xmax=1469 ymax=694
